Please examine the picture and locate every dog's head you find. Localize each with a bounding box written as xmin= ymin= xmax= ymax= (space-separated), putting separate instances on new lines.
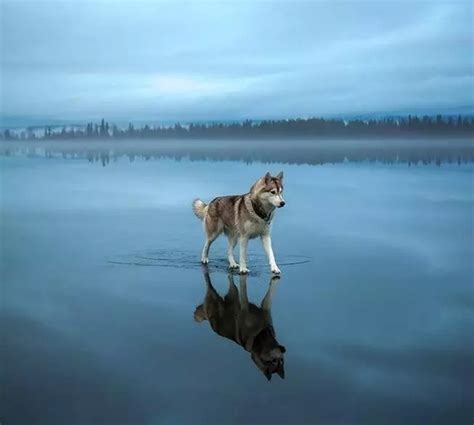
xmin=251 ymin=344 xmax=286 ymax=381
xmin=250 ymin=172 xmax=285 ymax=208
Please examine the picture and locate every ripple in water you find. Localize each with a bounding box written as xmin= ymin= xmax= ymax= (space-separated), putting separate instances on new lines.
xmin=107 ymin=249 xmax=311 ymax=275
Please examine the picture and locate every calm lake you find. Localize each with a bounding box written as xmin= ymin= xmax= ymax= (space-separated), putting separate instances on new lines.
xmin=1 ymin=140 xmax=473 ymax=424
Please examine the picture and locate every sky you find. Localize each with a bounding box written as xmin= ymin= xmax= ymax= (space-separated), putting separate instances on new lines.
xmin=1 ymin=0 xmax=473 ymax=125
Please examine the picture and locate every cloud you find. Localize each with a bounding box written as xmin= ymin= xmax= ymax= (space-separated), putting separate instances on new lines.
xmin=1 ymin=0 xmax=472 ymax=122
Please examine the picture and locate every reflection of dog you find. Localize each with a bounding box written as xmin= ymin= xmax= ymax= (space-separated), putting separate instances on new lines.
xmin=194 ymin=267 xmax=285 ymax=381
xmin=192 ymin=172 xmax=285 ymax=274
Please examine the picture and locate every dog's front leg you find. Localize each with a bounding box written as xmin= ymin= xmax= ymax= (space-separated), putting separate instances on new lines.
xmin=239 ymin=274 xmax=249 ymax=310
xmin=261 ymin=275 xmax=279 ymax=311
xmin=261 ymin=233 xmax=280 ymax=274
xmin=239 ymin=236 xmax=250 ymax=274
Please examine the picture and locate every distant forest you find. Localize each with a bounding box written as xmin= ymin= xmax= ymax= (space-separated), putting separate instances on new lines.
xmin=2 ymin=115 xmax=473 ymax=141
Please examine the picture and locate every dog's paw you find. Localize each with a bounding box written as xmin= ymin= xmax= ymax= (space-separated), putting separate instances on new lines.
xmin=201 ymin=258 xmax=209 ymax=265
xmin=239 ymin=266 xmax=250 ymax=274
xmin=228 ymin=262 xmax=240 ymax=270
xmin=270 ymin=275 xmax=281 ymax=284
xmin=271 ymin=265 xmax=281 ymax=274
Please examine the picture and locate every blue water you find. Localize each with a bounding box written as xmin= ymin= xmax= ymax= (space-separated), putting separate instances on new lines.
xmin=1 ymin=154 xmax=473 ymax=424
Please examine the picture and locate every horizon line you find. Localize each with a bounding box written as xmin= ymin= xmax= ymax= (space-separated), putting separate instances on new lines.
xmin=2 ymin=111 xmax=474 ymax=130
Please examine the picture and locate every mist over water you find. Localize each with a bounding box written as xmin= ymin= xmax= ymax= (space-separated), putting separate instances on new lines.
xmin=1 ymin=144 xmax=473 ymax=424
xmin=1 ymin=137 xmax=473 ymax=166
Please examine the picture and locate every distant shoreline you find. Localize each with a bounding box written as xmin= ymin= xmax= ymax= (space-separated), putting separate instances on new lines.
xmin=2 ymin=115 xmax=473 ymax=141
xmin=2 ymin=137 xmax=472 ymax=166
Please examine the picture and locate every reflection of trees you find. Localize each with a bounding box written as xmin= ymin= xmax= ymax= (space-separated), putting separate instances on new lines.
xmin=2 ymin=115 xmax=473 ymax=141
xmin=1 ymin=138 xmax=472 ymax=166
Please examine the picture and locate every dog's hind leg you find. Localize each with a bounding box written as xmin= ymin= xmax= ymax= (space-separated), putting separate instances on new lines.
xmin=201 ymin=218 xmax=222 ymax=264
xmin=202 ymin=265 xmax=212 ymax=285
xmin=194 ymin=267 xmax=214 ymax=323
xmin=201 ymin=236 xmax=218 ymax=264
xmin=227 ymin=234 xmax=239 ymax=269
xmin=201 ymin=239 xmax=212 ymax=264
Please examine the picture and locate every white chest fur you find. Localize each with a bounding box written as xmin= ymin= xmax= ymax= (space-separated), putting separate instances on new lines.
xmin=242 ymin=219 xmax=271 ymax=239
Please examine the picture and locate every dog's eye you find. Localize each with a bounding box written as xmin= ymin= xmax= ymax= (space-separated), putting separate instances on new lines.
xmin=270 ymin=190 xmax=277 ymax=194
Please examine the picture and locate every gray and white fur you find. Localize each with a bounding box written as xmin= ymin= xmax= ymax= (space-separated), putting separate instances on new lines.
xmin=192 ymin=172 xmax=285 ymax=274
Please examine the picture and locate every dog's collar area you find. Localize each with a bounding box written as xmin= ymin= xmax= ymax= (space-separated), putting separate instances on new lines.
xmin=251 ymin=199 xmax=273 ymax=222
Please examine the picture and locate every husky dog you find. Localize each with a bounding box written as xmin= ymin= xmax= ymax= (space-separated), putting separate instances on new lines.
xmin=192 ymin=172 xmax=285 ymax=274
xmin=194 ymin=268 xmax=285 ymax=381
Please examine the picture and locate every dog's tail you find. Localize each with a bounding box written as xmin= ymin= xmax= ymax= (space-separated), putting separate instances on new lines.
xmin=192 ymin=198 xmax=208 ymax=220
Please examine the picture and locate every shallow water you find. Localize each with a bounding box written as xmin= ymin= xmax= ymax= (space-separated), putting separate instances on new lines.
xmin=1 ymin=152 xmax=473 ymax=424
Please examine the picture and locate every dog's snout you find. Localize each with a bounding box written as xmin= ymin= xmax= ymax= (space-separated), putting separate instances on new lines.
xmin=279 ymin=201 xmax=286 ymax=207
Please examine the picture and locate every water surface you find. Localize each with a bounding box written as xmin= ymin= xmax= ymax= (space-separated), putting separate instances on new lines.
xmin=1 ymin=149 xmax=473 ymax=424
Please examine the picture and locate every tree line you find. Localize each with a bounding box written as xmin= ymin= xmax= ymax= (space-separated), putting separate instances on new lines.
xmin=2 ymin=115 xmax=473 ymax=141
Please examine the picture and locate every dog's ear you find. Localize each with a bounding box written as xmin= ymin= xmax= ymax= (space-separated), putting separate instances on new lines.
xmin=264 ymin=369 xmax=272 ymax=381
xmin=264 ymin=172 xmax=272 ymax=183
xmin=276 ymin=362 xmax=285 ymax=379
xmin=250 ymin=175 xmax=267 ymax=194
xmin=276 ymin=171 xmax=284 ymax=182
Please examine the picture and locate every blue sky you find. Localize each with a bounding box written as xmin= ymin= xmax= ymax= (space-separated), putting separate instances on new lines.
xmin=1 ymin=0 xmax=473 ymax=124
